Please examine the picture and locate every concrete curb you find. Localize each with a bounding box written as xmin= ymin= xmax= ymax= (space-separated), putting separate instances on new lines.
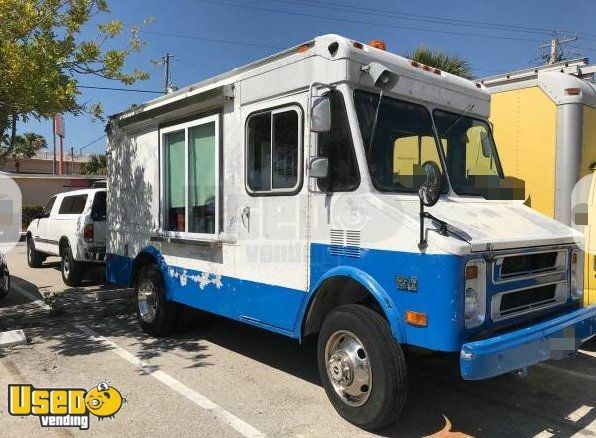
xmin=0 ymin=329 xmax=27 ymax=347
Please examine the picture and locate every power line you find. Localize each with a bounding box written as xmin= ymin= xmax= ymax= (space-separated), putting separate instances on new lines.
xmin=264 ymin=0 xmax=565 ymax=37
xmin=79 ymin=134 xmax=107 ymax=154
xmin=187 ymin=0 xmax=543 ymax=43
xmin=78 ymin=85 xmax=162 ymax=94
xmin=143 ymin=30 xmax=283 ymax=50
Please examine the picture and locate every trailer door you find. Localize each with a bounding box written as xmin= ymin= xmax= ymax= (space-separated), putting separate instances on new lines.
xmin=236 ymin=100 xmax=308 ymax=332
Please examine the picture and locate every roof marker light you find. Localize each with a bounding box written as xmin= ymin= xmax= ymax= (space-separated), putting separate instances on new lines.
xmin=411 ymin=61 xmax=420 ymax=68
xmin=353 ymin=41 xmax=364 ymax=50
xmin=297 ymin=44 xmax=310 ymax=53
xmin=565 ymin=88 xmax=581 ymax=96
xmin=368 ymin=40 xmax=386 ymax=51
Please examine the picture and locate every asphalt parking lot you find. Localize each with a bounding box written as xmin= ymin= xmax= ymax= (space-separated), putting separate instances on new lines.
xmin=0 ymin=242 xmax=595 ymax=437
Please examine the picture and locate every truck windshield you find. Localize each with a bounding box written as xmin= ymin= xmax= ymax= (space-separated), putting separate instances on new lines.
xmin=433 ymin=109 xmax=504 ymax=196
xmin=354 ymin=90 xmax=444 ymax=193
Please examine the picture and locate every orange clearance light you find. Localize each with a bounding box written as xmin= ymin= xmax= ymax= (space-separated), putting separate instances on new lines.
xmin=297 ymin=44 xmax=310 ymax=53
xmin=422 ymin=65 xmax=431 ymax=71
xmin=353 ymin=41 xmax=364 ymax=50
xmin=405 ymin=311 xmax=428 ymax=327
xmin=433 ymin=68 xmax=441 ymax=75
xmin=565 ymin=87 xmax=581 ymax=96
xmin=369 ymin=40 xmax=386 ymax=50
xmin=465 ymin=265 xmax=479 ymax=280
xmin=411 ymin=61 xmax=420 ymax=68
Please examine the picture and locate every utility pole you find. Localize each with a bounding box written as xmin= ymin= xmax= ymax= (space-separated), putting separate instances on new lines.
xmin=540 ymin=32 xmax=577 ymax=65
xmin=161 ymin=53 xmax=177 ymax=94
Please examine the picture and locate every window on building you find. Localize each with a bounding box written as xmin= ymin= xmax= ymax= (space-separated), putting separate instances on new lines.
xmin=58 ymin=195 xmax=88 ymax=215
xmin=246 ymin=107 xmax=301 ymax=193
xmin=161 ymin=115 xmax=219 ymax=236
xmin=317 ymin=91 xmax=360 ymax=192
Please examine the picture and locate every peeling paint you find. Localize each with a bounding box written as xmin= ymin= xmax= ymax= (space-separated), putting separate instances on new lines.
xmin=168 ymin=267 xmax=223 ymax=290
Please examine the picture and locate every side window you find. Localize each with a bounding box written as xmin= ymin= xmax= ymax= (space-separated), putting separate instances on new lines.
xmin=91 ymin=192 xmax=107 ymax=220
xmin=161 ymin=115 xmax=219 ymax=235
xmin=58 ymin=195 xmax=88 ymax=215
xmin=41 ymin=196 xmax=56 ymax=218
xmin=246 ymin=106 xmax=301 ymax=193
xmin=317 ymin=91 xmax=360 ymax=192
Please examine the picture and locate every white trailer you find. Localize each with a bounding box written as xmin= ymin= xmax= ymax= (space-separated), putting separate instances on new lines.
xmin=107 ymin=34 xmax=596 ymax=430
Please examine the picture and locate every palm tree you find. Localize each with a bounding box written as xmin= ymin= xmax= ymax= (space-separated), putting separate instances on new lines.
xmin=6 ymin=132 xmax=47 ymax=171
xmin=405 ymin=46 xmax=473 ymax=79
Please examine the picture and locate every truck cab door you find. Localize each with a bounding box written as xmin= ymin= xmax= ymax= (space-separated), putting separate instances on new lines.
xmin=236 ymin=98 xmax=309 ymax=332
xmin=586 ymin=171 xmax=596 ymax=305
xmin=34 ymin=196 xmax=56 ymax=253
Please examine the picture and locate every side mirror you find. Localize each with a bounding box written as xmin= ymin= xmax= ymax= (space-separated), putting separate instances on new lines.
xmin=308 ymin=157 xmax=329 ymax=179
xmin=480 ymin=131 xmax=492 ymax=158
xmin=311 ymin=96 xmax=331 ymax=133
xmin=418 ymin=161 xmax=442 ymax=207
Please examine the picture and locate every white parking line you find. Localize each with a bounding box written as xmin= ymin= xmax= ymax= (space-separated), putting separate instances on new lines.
xmin=74 ymin=324 xmax=266 ymax=438
xmin=566 ymin=405 xmax=593 ymax=423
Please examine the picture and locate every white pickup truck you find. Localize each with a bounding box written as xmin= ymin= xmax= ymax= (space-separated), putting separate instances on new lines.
xmin=26 ymin=188 xmax=107 ymax=286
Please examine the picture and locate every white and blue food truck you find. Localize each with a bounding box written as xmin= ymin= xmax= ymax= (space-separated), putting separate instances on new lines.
xmin=106 ymin=35 xmax=596 ymax=430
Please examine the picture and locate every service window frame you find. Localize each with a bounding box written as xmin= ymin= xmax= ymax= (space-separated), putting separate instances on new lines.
xmin=159 ymin=114 xmax=221 ymax=240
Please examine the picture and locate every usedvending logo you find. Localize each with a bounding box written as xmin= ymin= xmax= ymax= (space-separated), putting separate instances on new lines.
xmin=8 ymin=381 xmax=125 ymax=430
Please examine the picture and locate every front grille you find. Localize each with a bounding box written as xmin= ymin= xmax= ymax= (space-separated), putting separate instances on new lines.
xmin=499 ymin=284 xmax=558 ymax=316
xmin=500 ymin=251 xmax=558 ymax=278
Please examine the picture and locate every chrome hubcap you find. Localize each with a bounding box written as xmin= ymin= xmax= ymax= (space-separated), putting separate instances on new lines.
xmin=325 ymin=330 xmax=372 ymax=407
xmin=137 ymin=279 xmax=157 ymax=323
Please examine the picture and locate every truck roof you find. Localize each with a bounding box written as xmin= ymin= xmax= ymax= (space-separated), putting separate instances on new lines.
xmin=109 ymin=34 xmax=489 ymax=125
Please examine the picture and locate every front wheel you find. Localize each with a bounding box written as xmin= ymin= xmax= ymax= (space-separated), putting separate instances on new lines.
xmin=317 ymin=304 xmax=407 ymax=431
xmin=0 ymin=273 xmax=9 ymax=301
xmin=27 ymin=238 xmax=45 ymax=268
xmin=135 ymin=264 xmax=178 ymax=336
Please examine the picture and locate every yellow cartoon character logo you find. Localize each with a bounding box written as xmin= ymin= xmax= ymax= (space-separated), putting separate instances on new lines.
xmin=84 ymin=382 xmax=124 ymax=420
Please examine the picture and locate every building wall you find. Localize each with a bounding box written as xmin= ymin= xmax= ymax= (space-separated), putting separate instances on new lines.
xmin=0 ymin=156 xmax=88 ymax=174
xmin=13 ymin=177 xmax=95 ymax=206
xmin=490 ymin=87 xmax=557 ymax=217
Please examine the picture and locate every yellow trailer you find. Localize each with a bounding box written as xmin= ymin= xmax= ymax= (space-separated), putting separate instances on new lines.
xmin=482 ymin=59 xmax=596 ymax=305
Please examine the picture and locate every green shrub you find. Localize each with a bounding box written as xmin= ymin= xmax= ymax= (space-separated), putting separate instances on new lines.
xmin=22 ymin=205 xmax=43 ymax=228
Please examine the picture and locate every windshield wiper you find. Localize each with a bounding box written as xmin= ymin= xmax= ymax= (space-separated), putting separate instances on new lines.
xmin=440 ymin=103 xmax=475 ymax=136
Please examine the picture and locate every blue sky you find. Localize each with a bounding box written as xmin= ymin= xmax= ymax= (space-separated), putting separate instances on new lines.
xmin=21 ymin=0 xmax=596 ymax=156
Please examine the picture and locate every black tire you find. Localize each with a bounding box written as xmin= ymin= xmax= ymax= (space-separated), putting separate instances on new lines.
xmin=135 ymin=264 xmax=178 ymax=336
xmin=317 ymin=304 xmax=407 ymax=431
xmin=61 ymin=246 xmax=82 ymax=287
xmin=0 ymin=273 xmax=9 ymax=301
xmin=27 ymin=238 xmax=44 ymax=268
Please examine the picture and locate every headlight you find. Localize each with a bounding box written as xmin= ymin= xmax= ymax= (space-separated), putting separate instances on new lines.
xmin=570 ymin=249 xmax=583 ymax=301
xmin=464 ymin=259 xmax=486 ymax=328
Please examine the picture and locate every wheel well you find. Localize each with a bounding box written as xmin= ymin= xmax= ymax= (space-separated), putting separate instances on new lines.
xmin=131 ymin=252 xmax=158 ymax=287
xmin=58 ymin=237 xmax=70 ymax=256
xmin=26 ymin=231 xmax=32 ymax=241
xmin=303 ymin=276 xmax=386 ymax=338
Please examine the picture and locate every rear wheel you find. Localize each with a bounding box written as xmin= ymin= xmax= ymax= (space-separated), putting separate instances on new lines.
xmin=135 ymin=264 xmax=178 ymax=336
xmin=61 ymin=246 xmax=82 ymax=287
xmin=27 ymin=238 xmax=45 ymax=268
xmin=317 ymin=304 xmax=407 ymax=431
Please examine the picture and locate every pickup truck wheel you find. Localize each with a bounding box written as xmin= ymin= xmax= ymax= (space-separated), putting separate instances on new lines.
xmin=27 ymin=238 xmax=45 ymax=268
xmin=135 ymin=264 xmax=177 ymax=336
xmin=61 ymin=246 xmax=82 ymax=287
xmin=318 ymin=304 xmax=407 ymax=431
xmin=0 ymin=273 xmax=9 ymax=301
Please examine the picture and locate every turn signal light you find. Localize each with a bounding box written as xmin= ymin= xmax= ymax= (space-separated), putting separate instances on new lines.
xmin=405 ymin=311 xmax=428 ymax=327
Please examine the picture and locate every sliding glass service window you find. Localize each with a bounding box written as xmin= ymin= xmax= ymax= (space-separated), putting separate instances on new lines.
xmin=161 ymin=114 xmax=219 ymax=237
